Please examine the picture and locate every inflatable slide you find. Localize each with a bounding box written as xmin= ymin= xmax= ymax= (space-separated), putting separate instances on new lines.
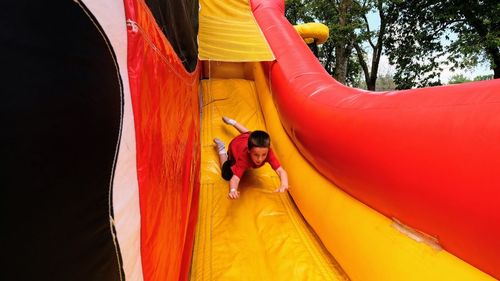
xmin=4 ymin=0 xmax=499 ymax=280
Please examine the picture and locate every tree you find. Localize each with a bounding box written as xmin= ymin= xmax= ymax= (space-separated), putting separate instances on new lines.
xmin=353 ymin=0 xmax=395 ymax=90
xmin=473 ymin=74 xmax=494 ymax=81
xmin=285 ymin=0 xmax=314 ymax=24
xmin=285 ymin=0 xmax=395 ymax=90
xmin=333 ymin=0 xmax=356 ymax=83
xmin=285 ymin=0 xmax=362 ymax=85
xmin=448 ymin=74 xmax=472 ymax=84
xmin=385 ymin=0 xmax=500 ymax=89
xmin=358 ymin=73 xmax=396 ymax=90
xmin=375 ymin=73 xmax=397 ymax=90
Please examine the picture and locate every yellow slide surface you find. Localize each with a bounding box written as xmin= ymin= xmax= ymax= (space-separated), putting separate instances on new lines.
xmin=190 ymin=77 xmax=348 ymax=280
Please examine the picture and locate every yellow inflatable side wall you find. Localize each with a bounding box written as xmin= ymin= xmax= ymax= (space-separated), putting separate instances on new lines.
xmin=251 ymin=61 xmax=495 ymax=281
xmin=198 ymin=0 xmax=274 ymax=61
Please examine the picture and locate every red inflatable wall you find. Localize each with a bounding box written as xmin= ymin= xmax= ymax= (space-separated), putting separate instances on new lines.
xmin=125 ymin=1 xmax=200 ymax=280
xmin=252 ymin=0 xmax=500 ymax=278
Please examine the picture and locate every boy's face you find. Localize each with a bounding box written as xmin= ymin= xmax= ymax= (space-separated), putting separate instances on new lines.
xmin=248 ymin=147 xmax=269 ymax=166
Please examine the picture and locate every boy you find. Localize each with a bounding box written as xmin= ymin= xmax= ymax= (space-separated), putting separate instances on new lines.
xmin=213 ymin=117 xmax=289 ymax=199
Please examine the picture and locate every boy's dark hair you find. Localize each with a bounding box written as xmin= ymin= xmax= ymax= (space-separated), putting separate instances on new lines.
xmin=248 ymin=130 xmax=271 ymax=149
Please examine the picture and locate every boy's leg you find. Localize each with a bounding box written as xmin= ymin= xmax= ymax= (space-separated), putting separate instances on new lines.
xmin=223 ymin=116 xmax=249 ymax=134
xmin=218 ymin=154 xmax=228 ymax=168
xmin=213 ymin=138 xmax=228 ymax=168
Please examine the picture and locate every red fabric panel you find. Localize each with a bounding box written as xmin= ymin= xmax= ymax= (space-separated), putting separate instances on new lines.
xmin=124 ymin=1 xmax=200 ymax=281
xmin=251 ymin=0 xmax=500 ymax=278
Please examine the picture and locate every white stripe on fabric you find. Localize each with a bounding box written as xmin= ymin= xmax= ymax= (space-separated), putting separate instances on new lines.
xmin=80 ymin=1 xmax=144 ymax=281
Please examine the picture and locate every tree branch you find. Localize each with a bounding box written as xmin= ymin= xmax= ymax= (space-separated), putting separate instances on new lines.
xmin=429 ymin=19 xmax=465 ymax=38
xmin=362 ymin=14 xmax=375 ymax=48
xmin=332 ymin=0 xmax=340 ymax=13
xmin=354 ymin=41 xmax=370 ymax=82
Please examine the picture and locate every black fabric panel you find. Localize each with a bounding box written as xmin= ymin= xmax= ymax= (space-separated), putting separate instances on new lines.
xmin=146 ymin=0 xmax=199 ymax=72
xmin=2 ymin=1 xmax=123 ymax=280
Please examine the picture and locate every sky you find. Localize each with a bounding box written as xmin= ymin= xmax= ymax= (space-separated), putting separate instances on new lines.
xmin=365 ymin=11 xmax=494 ymax=83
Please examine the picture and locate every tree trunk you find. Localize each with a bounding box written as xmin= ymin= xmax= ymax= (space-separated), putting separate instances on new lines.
xmin=352 ymin=0 xmax=390 ymax=91
xmin=366 ymin=77 xmax=376 ymax=91
xmin=367 ymin=1 xmax=389 ymax=91
xmin=308 ymin=42 xmax=319 ymax=58
xmin=334 ymin=0 xmax=353 ymax=84
xmin=353 ymin=42 xmax=373 ymax=90
xmin=489 ymin=47 xmax=500 ymax=79
xmin=334 ymin=44 xmax=352 ymax=84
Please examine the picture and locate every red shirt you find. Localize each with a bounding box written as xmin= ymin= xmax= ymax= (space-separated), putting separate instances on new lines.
xmin=228 ymin=132 xmax=281 ymax=178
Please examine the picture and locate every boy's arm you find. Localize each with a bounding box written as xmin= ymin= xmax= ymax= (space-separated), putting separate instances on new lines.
xmin=233 ymin=122 xmax=249 ymax=134
xmin=228 ymin=175 xmax=241 ymax=199
xmin=274 ymin=167 xmax=289 ymax=193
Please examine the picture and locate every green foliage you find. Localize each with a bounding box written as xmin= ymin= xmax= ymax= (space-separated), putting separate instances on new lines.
xmin=285 ymin=0 xmax=499 ymax=90
xmin=385 ymin=0 xmax=500 ymax=89
xmin=375 ymin=73 xmax=396 ymax=90
xmin=447 ymin=73 xmax=492 ymax=85
xmin=448 ymin=74 xmax=471 ymax=84
xmin=285 ymin=0 xmax=388 ymax=88
xmin=358 ymin=73 xmax=397 ymax=90
xmin=447 ymin=73 xmax=493 ymax=84
xmin=473 ymin=74 xmax=494 ymax=81
xmin=285 ymin=0 xmax=314 ymax=24
xmin=352 ymin=0 xmax=396 ymax=90
xmin=346 ymin=51 xmax=363 ymax=87
xmin=304 ymin=0 xmax=346 ymax=78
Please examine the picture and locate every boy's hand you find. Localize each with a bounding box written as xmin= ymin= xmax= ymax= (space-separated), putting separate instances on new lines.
xmin=274 ymin=185 xmax=289 ymax=193
xmin=229 ymin=188 xmax=240 ymax=199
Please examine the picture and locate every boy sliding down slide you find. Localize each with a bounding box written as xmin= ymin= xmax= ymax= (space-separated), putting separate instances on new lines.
xmin=214 ymin=117 xmax=289 ymax=199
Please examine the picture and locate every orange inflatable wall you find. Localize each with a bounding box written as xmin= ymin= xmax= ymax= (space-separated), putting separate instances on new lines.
xmin=125 ymin=1 xmax=200 ymax=280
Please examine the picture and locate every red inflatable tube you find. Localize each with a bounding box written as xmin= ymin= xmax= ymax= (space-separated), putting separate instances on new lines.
xmin=251 ymin=0 xmax=500 ymax=278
